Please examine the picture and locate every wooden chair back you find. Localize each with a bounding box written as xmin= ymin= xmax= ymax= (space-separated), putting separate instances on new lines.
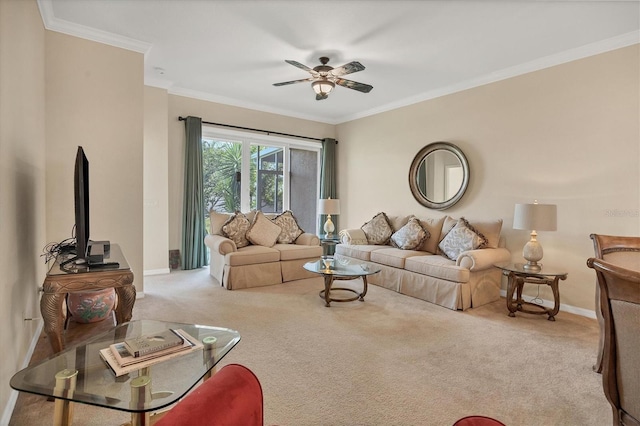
xmin=587 ymin=257 xmax=640 ymax=426
xmin=589 ymin=234 xmax=640 ymax=373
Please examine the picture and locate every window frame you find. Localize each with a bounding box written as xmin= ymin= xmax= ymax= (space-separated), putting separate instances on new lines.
xmin=202 ymin=126 xmax=322 ymax=214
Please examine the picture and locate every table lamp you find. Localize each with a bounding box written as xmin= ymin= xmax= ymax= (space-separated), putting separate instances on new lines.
xmin=513 ymin=201 xmax=557 ymax=271
xmin=318 ymin=198 xmax=340 ymax=238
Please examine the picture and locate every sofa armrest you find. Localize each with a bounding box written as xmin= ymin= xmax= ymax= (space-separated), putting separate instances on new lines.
xmin=338 ymin=228 xmax=368 ymax=245
xmin=456 ymin=247 xmax=511 ymax=271
xmin=205 ymin=234 xmax=237 ymax=255
xmin=295 ymin=233 xmax=320 ymax=246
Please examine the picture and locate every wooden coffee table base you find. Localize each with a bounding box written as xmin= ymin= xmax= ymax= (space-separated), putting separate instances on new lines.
xmin=319 ymin=275 xmax=368 ymax=307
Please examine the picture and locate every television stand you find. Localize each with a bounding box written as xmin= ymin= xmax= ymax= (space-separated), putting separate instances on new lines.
xmin=40 ymin=244 xmax=135 ymax=353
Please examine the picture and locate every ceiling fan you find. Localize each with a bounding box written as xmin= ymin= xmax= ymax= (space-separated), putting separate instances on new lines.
xmin=273 ymin=57 xmax=373 ymax=101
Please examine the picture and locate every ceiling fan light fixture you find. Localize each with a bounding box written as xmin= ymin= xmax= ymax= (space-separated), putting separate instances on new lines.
xmin=312 ymin=79 xmax=335 ymax=96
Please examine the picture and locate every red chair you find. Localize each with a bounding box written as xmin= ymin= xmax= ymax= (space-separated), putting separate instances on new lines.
xmin=154 ymin=364 xmax=263 ymax=426
xmin=453 ymin=416 xmax=506 ymax=426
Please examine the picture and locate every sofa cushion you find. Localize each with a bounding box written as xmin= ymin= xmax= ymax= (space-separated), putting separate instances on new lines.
xmin=222 ymin=212 xmax=251 ymax=248
xmin=387 ymin=215 xmax=411 ymax=232
xmin=370 ymin=247 xmax=425 ymax=269
xmin=405 ymin=255 xmax=470 ymax=283
xmin=246 ymin=211 xmax=281 ymax=247
xmin=467 ymin=219 xmax=503 ymax=248
xmin=225 ymin=245 xmax=280 ymax=266
xmin=273 ymin=210 xmax=304 ymax=244
xmin=417 ymin=216 xmax=446 ymax=254
xmin=361 ymin=212 xmax=393 ymax=245
xmin=335 ymin=244 xmax=384 ymax=262
xmin=438 ymin=218 xmax=488 ymax=260
xmin=390 ymin=217 xmax=429 ymax=250
xmin=210 ymin=211 xmax=232 ymax=235
xmin=275 ymin=244 xmax=323 ymax=261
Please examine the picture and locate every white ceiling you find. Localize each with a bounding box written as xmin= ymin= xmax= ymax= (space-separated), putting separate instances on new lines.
xmin=39 ymin=0 xmax=639 ymax=125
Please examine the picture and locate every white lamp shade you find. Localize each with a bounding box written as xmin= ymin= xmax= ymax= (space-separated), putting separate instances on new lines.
xmin=513 ymin=203 xmax=557 ymax=231
xmin=318 ymin=198 xmax=340 ymax=215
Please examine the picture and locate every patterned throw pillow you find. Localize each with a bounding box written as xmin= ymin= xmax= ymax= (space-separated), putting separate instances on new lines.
xmin=273 ymin=210 xmax=304 ymax=244
xmin=438 ymin=217 xmax=488 ymax=260
xmin=221 ymin=212 xmax=251 ymax=248
xmin=361 ymin=212 xmax=393 ymax=245
xmin=246 ymin=211 xmax=282 ymax=247
xmin=390 ymin=217 xmax=430 ymax=250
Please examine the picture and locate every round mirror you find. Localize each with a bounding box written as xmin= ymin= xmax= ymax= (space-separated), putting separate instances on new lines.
xmin=409 ymin=142 xmax=469 ymax=210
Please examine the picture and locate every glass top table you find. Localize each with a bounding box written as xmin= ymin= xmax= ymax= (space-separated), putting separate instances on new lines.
xmin=494 ymin=262 xmax=568 ymax=321
xmin=10 ymin=319 xmax=240 ymax=425
xmin=304 ymin=257 xmax=381 ymax=307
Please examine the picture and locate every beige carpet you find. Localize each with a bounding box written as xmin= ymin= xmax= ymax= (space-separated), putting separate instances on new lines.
xmin=10 ymin=268 xmax=611 ymax=426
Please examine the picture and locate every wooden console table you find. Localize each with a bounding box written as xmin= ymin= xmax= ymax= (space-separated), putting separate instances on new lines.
xmin=41 ymin=244 xmax=135 ymax=353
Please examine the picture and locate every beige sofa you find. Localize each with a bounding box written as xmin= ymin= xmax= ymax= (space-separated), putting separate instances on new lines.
xmin=335 ymin=213 xmax=511 ymax=311
xmin=205 ymin=210 xmax=322 ymax=290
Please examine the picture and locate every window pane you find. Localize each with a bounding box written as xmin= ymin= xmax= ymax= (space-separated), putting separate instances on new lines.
xmin=290 ymin=148 xmax=318 ymax=234
xmin=252 ymin=145 xmax=283 ymax=213
xmin=203 ymin=139 xmax=242 ymax=215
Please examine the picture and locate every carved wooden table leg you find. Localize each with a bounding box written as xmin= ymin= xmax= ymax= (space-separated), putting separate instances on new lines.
xmin=114 ymin=279 xmax=136 ymax=323
xmin=506 ymin=272 xmax=518 ymax=317
xmin=546 ymin=275 xmax=565 ymax=321
xmin=41 ymin=292 xmax=66 ymax=354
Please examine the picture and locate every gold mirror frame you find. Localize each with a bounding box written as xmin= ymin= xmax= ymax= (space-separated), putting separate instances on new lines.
xmin=408 ymin=142 xmax=470 ymax=210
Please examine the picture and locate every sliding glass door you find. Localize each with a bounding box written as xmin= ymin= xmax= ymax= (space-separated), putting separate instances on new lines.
xmin=202 ymin=127 xmax=320 ymax=234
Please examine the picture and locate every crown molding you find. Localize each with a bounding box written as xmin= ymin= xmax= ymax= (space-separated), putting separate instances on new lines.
xmin=37 ymin=0 xmax=151 ymax=54
xmin=167 ymin=86 xmax=339 ymax=125
xmin=341 ymin=30 xmax=640 ymax=124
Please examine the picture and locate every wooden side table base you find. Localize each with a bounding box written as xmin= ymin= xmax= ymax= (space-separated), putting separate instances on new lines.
xmin=506 ymin=272 xmax=566 ymax=321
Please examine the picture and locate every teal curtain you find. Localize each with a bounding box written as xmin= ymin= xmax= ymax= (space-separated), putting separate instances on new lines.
xmin=181 ymin=116 xmax=207 ymax=269
xmin=320 ymin=138 xmax=338 ymax=233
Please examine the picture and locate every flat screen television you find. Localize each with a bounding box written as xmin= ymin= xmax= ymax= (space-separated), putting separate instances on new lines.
xmin=74 ymin=146 xmax=90 ymax=263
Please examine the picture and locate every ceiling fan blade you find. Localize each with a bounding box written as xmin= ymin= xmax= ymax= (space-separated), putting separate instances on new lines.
xmin=330 ymin=61 xmax=365 ymax=77
xmin=285 ymin=60 xmax=318 ymax=75
xmin=335 ymin=78 xmax=373 ymax=93
xmin=273 ymin=77 xmax=314 ymax=87
xmin=316 ymin=93 xmax=329 ymax=101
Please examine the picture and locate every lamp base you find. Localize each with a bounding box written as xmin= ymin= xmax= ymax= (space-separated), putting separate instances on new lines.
xmin=522 ymin=233 xmax=543 ymax=272
xmin=323 ymin=215 xmax=335 ymax=238
xmin=522 ymin=261 xmax=542 ymax=272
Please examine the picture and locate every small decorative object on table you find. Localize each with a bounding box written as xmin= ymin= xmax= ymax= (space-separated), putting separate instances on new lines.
xmin=321 ymin=256 xmax=334 ymax=270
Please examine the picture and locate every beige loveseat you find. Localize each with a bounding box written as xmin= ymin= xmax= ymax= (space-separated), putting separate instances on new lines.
xmin=336 ymin=213 xmax=511 ymax=311
xmin=205 ymin=210 xmax=322 ymax=290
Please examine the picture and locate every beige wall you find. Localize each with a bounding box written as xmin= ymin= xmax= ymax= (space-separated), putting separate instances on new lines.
xmin=166 ymin=95 xmax=335 ymax=253
xmin=0 ymin=0 xmax=47 ymax=420
xmin=144 ymin=86 xmax=170 ymax=274
xmin=336 ymin=45 xmax=640 ymax=313
xmin=45 ymin=32 xmax=144 ymax=289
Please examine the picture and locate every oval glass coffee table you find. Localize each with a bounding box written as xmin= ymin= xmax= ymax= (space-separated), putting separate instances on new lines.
xmin=304 ymin=257 xmax=381 ymax=307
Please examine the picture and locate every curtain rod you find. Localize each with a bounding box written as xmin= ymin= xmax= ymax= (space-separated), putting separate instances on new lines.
xmin=178 ymin=116 xmax=336 ymax=143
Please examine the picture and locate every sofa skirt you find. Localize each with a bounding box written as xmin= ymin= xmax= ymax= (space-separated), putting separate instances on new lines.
xmin=223 ymin=262 xmax=283 ymax=290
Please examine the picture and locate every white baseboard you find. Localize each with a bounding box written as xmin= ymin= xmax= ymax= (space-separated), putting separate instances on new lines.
xmin=499 ymin=289 xmax=596 ymax=319
xmin=144 ymin=268 xmax=170 ymax=276
xmin=1 ymin=319 xmax=44 ymax=426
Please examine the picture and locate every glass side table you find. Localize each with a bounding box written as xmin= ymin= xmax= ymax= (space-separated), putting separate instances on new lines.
xmin=319 ymin=235 xmax=341 ymax=256
xmin=494 ymin=263 xmax=568 ymax=321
